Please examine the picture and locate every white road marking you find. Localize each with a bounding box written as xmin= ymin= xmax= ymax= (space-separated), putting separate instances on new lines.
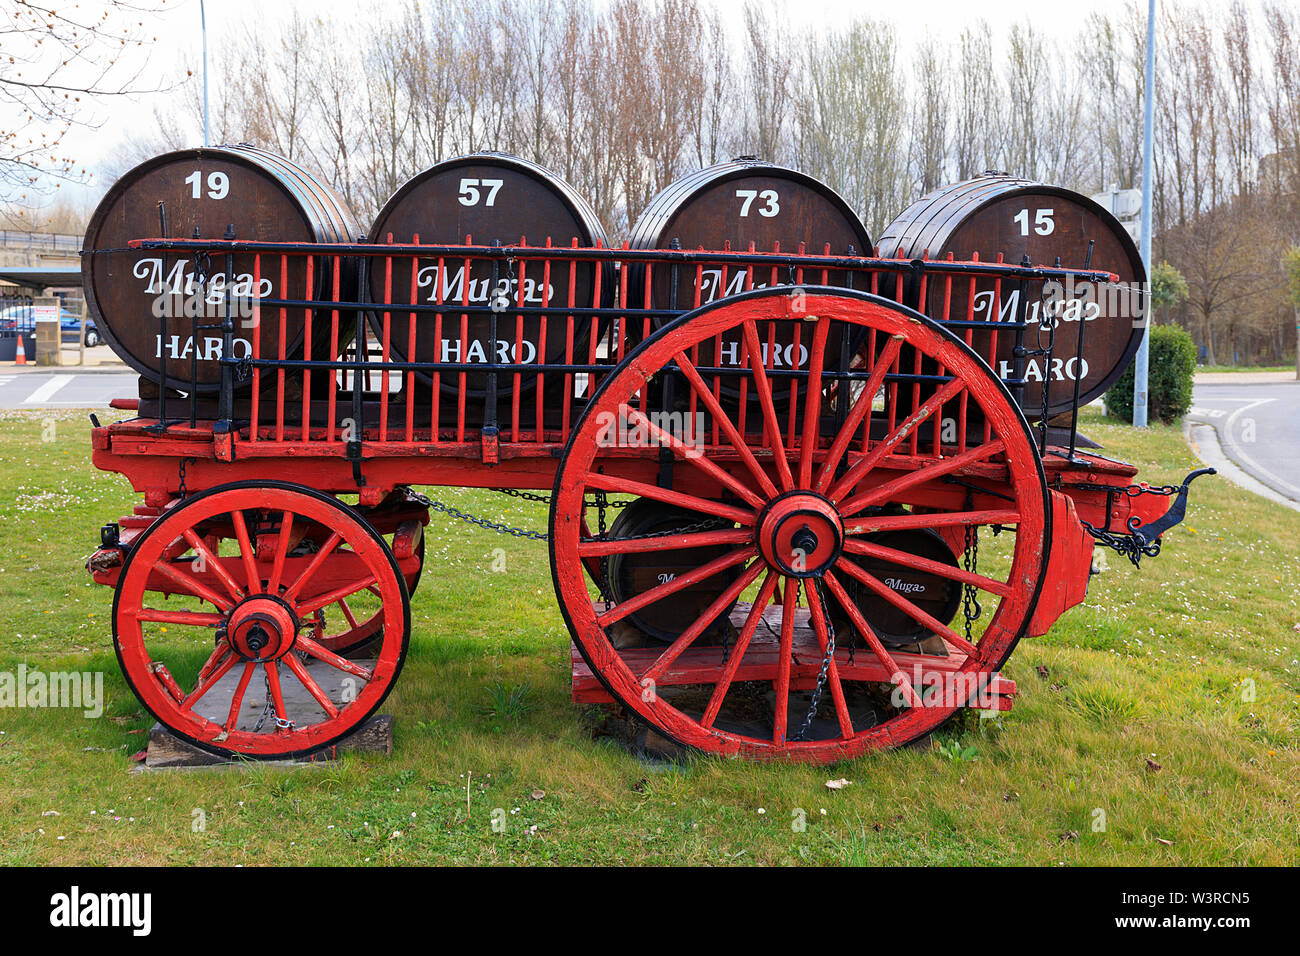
xmin=1219 ymin=398 xmax=1300 ymax=500
xmin=21 ymin=375 xmax=73 ymax=404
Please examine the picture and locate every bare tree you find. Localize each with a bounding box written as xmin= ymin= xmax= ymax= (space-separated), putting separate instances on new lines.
xmin=952 ymin=21 xmax=1001 ymax=181
xmin=1 ymin=0 xmax=172 ymax=224
xmin=740 ymin=1 xmax=791 ymax=163
xmin=911 ymin=38 xmax=950 ymax=194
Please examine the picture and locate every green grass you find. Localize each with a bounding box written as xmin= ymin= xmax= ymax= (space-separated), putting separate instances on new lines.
xmin=1195 ymin=364 xmax=1294 ymax=374
xmin=0 ymin=405 xmax=1295 ymax=865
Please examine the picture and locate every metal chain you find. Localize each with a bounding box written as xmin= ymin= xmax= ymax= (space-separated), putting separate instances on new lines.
xmin=400 ymin=485 xmax=711 ymax=547
xmin=1081 ymin=482 xmax=1184 ymax=568
xmin=962 ymin=497 xmax=982 ymax=643
xmin=252 ymin=671 xmax=272 ymax=733
xmin=399 ymin=486 xmax=550 ymax=540
xmin=793 ymin=578 xmax=836 ymax=742
xmin=596 ymin=492 xmax=612 ymax=611
xmin=177 ymin=457 xmax=198 ymax=499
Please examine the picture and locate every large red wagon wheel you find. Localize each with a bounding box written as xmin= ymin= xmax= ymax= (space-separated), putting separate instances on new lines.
xmin=113 ymin=481 xmax=410 ymax=760
xmin=551 ymin=288 xmax=1050 ymax=762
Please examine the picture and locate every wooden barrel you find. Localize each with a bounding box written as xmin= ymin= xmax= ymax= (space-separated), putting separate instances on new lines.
xmin=366 ymin=152 xmax=608 ymax=401
xmin=876 ymin=174 xmax=1147 ymax=418
xmin=82 ymin=145 xmax=362 ymax=393
xmin=630 ymin=159 xmax=872 ymax=407
xmin=605 ymin=498 xmax=738 ymax=646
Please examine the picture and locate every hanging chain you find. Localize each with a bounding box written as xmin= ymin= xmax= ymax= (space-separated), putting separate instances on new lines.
xmin=793 ymin=578 xmax=836 ymax=742
xmin=398 ymin=486 xmax=550 ymax=540
xmin=596 ymin=491 xmax=612 ymax=612
xmin=252 ymin=670 xmax=273 ymax=733
xmin=961 ymin=494 xmax=982 ymax=643
xmin=177 ymin=457 xmax=198 ymax=499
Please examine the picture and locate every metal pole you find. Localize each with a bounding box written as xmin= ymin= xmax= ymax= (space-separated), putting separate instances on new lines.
xmin=201 ymin=0 xmax=210 ymax=147
xmin=78 ymin=296 xmax=87 ymax=367
xmin=1133 ymin=0 xmax=1156 ymax=428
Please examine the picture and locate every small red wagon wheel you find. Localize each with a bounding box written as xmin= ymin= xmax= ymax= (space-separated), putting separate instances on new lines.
xmin=551 ymin=288 xmax=1049 ymax=762
xmin=113 ymin=481 xmax=410 ymax=760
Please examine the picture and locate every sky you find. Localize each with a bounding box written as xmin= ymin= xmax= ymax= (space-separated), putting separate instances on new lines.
xmin=7 ymin=0 xmax=1164 ymax=215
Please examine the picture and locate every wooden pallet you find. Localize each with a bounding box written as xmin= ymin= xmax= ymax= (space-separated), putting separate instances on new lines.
xmin=572 ymin=600 xmax=1015 ymax=711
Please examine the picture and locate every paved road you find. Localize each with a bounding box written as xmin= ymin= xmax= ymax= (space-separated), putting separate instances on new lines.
xmin=1188 ymin=381 xmax=1300 ymax=502
xmin=0 ymin=369 xmax=135 ymax=408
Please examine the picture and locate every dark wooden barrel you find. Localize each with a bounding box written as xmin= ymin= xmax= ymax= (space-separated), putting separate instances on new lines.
xmin=82 ymin=145 xmax=363 ymax=393
xmin=629 ymin=159 xmax=872 ymax=408
xmin=876 ymin=174 xmax=1147 ymax=418
xmin=605 ymin=498 xmax=738 ymax=645
xmin=366 ymin=152 xmax=608 ymax=401
xmin=630 ymin=157 xmax=872 ymax=305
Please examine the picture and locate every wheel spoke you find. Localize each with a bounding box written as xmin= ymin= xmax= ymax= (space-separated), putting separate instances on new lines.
xmin=815 ymin=335 xmax=904 ymax=493
xmin=179 ymin=653 xmax=238 ymax=711
xmin=295 ymin=634 xmax=375 ymax=681
xmin=797 ymin=317 xmax=831 ymax=488
xmin=153 ymin=560 xmax=234 ymax=612
xmin=267 ymin=510 xmax=294 ymax=594
xmin=596 ymin=547 xmax=757 ymax=627
xmin=837 ymin=440 xmax=1006 ymax=518
xmin=181 ymin=529 xmax=244 ymax=603
xmin=841 ymin=537 xmax=1012 ymax=597
xmin=771 ymin=577 xmax=798 ymax=744
xmin=833 ymin=558 xmax=978 ymax=657
xmin=584 ymin=472 xmax=755 ymax=526
xmin=827 ymin=376 xmax=966 ymax=503
xmin=803 ymin=580 xmax=854 ymax=739
xmin=224 ymin=662 xmax=256 ymax=731
xmin=578 ymin=527 xmax=751 ymax=557
xmin=281 ymin=530 xmax=343 ymax=602
xmin=822 ymin=571 xmax=922 ymax=707
xmin=337 ymin=597 xmax=360 ymax=630
xmin=264 ymin=662 xmax=290 ymax=733
xmin=230 ymin=510 xmax=261 ymax=592
xmin=283 ymin=653 xmax=340 ymax=719
xmin=195 ymin=638 xmax=233 ymax=685
xmin=701 ymin=572 xmax=779 ymax=730
xmin=295 ymin=573 xmax=380 ymax=617
xmin=844 ymin=508 xmax=1020 ymax=535
xmin=673 ymin=350 xmax=778 ymax=497
xmin=641 ymin=559 xmax=765 ymax=684
xmin=741 ymin=319 xmax=794 ymax=492
xmin=134 ymin=608 xmax=225 ymax=628
xmin=618 ymin=404 xmax=766 ymax=509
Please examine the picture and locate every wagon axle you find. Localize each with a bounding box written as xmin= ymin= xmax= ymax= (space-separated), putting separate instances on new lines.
xmin=757 ymin=492 xmax=844 ymax=578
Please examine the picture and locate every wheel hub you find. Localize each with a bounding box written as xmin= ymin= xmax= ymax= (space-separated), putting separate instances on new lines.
xmin=757 ymin=492 xmax=844 ymax=577
xmin=227 ymin=596 xmax=299 ymax=662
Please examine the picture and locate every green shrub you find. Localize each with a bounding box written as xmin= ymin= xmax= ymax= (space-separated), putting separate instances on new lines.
xmin=1105 ymin=324 xmax=1196 ymax=424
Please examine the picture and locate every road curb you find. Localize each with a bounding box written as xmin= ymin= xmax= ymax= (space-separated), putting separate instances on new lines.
xmin=2 ymin=364 xmax=129 ymax=375
xmin=1183 ymin=419 xmax=1300 ymax=514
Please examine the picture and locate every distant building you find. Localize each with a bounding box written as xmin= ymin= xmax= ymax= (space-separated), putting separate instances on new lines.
xmin=1090 ymin=184 xmax=1142 ymax=245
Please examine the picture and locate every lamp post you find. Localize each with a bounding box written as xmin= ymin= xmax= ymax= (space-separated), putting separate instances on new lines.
xmin=201 ymin=0 xmax=210 ymax=147
xmin=1133 ymin=0 xmax=1156 ymax=427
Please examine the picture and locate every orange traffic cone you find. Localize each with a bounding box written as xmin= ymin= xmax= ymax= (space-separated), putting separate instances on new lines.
xmin=13 ymin=333 xmax=27 ymax=365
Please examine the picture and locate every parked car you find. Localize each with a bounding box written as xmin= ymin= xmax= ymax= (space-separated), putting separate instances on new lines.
xmin=0 ymin=305 xmax=100 ymax=346
xmin=59 ymin=310 xmax=101 ymax=347
xmin=0 ymin=304 xmax=32 ymax=331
